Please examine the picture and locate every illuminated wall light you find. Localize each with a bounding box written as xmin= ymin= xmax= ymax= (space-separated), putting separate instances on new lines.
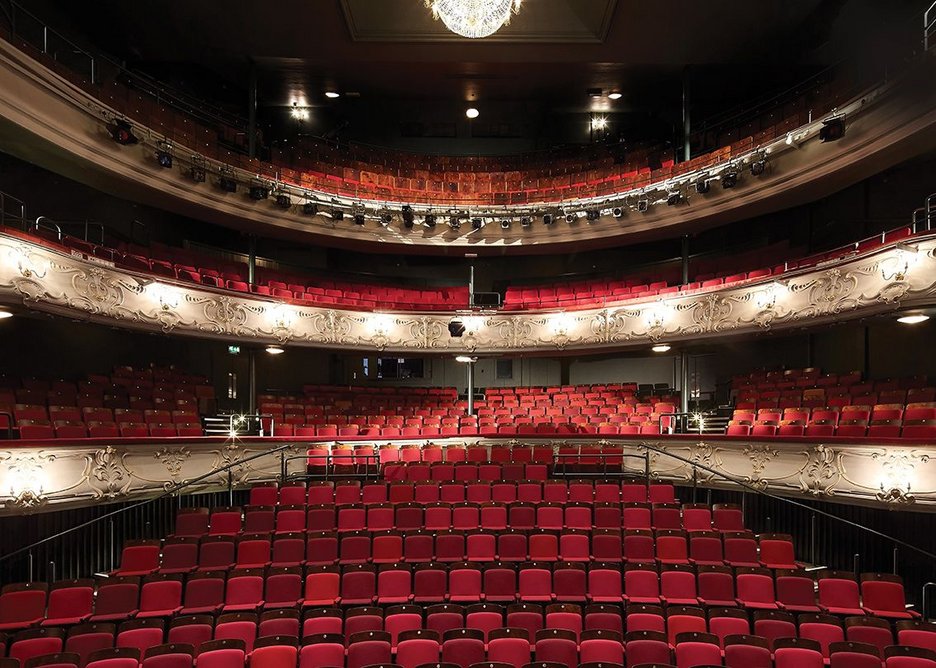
xmin=4 ymin=247 xmax=47 ymax=278
xmin=608 ymin=91 xmax=622 ymax=100
xmin=882 ymin=246 xmax=919 ymax=281
xmin=455 ymin=355 xmax=477 ymax=363
xmin=460 ymin=315 xmax=485 ymax=334
xmin=369 ymin=314 xmax=395 ymax=335
xmin=755 ymin=282 xmax=787 ymax=310
xmin=0 ymin=309 xmax=12 ymax=320
xmin=466 ymin=108 xmax=480 ymax=119
xmin=325 ymin=91 xmax=341 ymax=99
xmin=148 ymin=283 xmax=181 ymax=311
xmin=651 ymin=343 xmax=671 ymax=353
xmin=290 ymin=104 xmax=309 ymax=120
xmin=548 ymin=312 xmax=576 ymax=336
xmin=897 ymin=313 xmax=929 ymax=325
xmin=265 ymin=345 xmax=285 ymax=355
xmin=268 ymin=304 xmax=296 ymax=329
xmin=644 ymin=303 xmax=673 ymax=329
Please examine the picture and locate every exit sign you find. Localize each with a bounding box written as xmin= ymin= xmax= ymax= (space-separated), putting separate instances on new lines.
xmin=228 ymin=345 xmax=241 ymax=355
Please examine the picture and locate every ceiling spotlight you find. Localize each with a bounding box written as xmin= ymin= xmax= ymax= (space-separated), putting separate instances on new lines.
xmin=449 ymin=216 xmax=461 ymax=230
xmin=819 ymin=116 xmax=846 ymax=142
xmin=500 ymin=218 xmax=511 ymax=229
xmin=109 ymin=119 xmax=137 ymax=145
xmin=0 ymin=310 xmax=12 ymax=320
xmin=612 ymin=206 xmax=624 ymax=218
xmin=637 ymin=199 xmax=649 ymax=213
xmin=155 ymin=147 xmax=172 ymax=168
xmin=652 ymin=344 xmax=672 ymax=353
xmin=302 ymin=201 xmax=318 ymax=215
xmin=721 ymin=170 xmax=738 ymax=189
xmin=190 ymin=163 xmax=206 ymax=182
xmin=666 ymin=191 xmax=682 ymax=206
xmin=520 ymin=216 xmax=532 ymax=227
xmin=275 ymin=193 xmax=291 ymax=208
xmin=265 ymin=345 xmax=285 ymax=355
xmin=466 ymin=108 xmax=480 ymax=119
xmin=585 ymin=208 xmax=600 ymax=222
xmin=750 ymin=159 xmax=767 ymax=176
xmin=424 ymin=213 xmax=437 ymax=227
xmin=455 ymin=355 xmax=477 ymax=363
xmin=586 ymin=88 xmax=602 ymax=98
xmin=324 ymin=91 xmax=340 ymax=99
xmin=471 ymin=218 xmax=483 ymax=230
xmin=354 ymin=212 xmax=366 ymax=225
xmin=448 ymin=320 xmax=466 ymax=337
xmin=249 ymin=185 xmax=270 ymax=200
xmin=608 ymin=91 xmax=622 ymax=100
xmin=542 ymin=213 xmax=554 ymax=225
xmin=401 ymin=205 xmax=415 ymax=228
xmin=331 ymin=209 xmax=344 ymax=221
xmin=897 ymin=313 xmax=930 ymax=325
xmin=695 ymin=180 xmax=710 ymax=194
xmin=380 ymin=211 xmax=393 ymax=226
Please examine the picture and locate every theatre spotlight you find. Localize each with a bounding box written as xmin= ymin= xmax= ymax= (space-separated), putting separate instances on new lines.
xmin=448 ymin=320 xmax=466 ymax=337
xmin=721 ymin=170 xmax=738 ymax=189
xmin=275 ymin=193 xmax=291 ymax=208
xmin=585 ymin=208 xmax=600 ymax=222
xmin=449 ymin=216 xmax=461 ymax=230
xmin=331 ymin=209 xmax=344 ymax=221
xmin=695 ymin=180 xmax=710 ymax=194
xmin=401 ymin=205 xmax=415 ymax=228
xmin=380 ymin=211 xmax=393 ymax=226
xmin=612 ymin=206 xmax=624 ymax=218
xmin=472 ymin=218 xmax=484 ymax=230
xmin=354 ymin=212 xmax=366 ymax=225
xmin=666 ymin=191 xmax=682 ymax=206
xmin=109 ymin=119 xmax=137 ymax=145
xmin=302 ymin=201 xmax=318 ymax=215
xmin=249 ymin=185 xmax=269 ymax=200
xmin=155 ymin=146 xmax=172 ymax=168
xmin=500 ymin=218 xmax=511 ymax=229
xmin=520 ymin=216 xmax=532 ymax=227
xmin=637 ymin=199 xmax=649 ymax=213
xmin=190 ymin=160 xmax=206 ymax=182
xmin=218 ymin=171 xmax=237 ymax=193
xmin=819 ymin=116 xmax=846 ymax=142
xmin=750 ymin=159 xmax=767 ymax=176
xmin=565 ymin=213 xmax=577 ymax=224
xmin=542 ymin=213 xmax=554 ymax=225
xmin=424 ymin=213 xmax=437 ymax=227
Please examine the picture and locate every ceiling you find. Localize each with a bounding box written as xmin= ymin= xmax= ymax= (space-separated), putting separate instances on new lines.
xmin=26 ymin=0 xmax=923 ymax=149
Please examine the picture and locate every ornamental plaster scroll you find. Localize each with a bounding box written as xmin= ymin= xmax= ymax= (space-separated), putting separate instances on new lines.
xmin=2 ymin=436 xmax=936 ymax=515
xmin=1 ymin=233 xmax=935 ymax=355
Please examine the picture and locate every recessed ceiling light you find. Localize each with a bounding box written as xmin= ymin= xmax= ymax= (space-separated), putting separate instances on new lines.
xmin=466 ymin=107 xmax=479 ymax=119
xmin=455 ymin=355 xmax=477 ymax=363
xmin=324 ymin=91 xmax=340 ymax=99
xmin=608 ymin=91 xmax=622 ymax=100
xmin=0 ymin=310 xmax=11 ymax=320
xmin=266 ymin=345 xmax=285 ymax=355
xmin=651 ymin=344 xmax=671 ymax=353
xmin=897 ymin=314 xmax=929 ymax=325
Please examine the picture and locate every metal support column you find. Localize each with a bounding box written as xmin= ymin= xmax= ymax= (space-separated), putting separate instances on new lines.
xmin=467 ymin=361 xmax=475 ymax=417
xmin=468 ymin=264 xmax=475 ymax=307
xmin=681 ymin=235 xmax=690 ymax=285
xmin=248 ymin=63 xmax=258 ymax=159
xmin=680 ymin=351 xmax=690 ymax=415
xmin=682 ymin=66 xmax=691 ymax=162
xmin=247 ymin=236 xmax=257 ymax=288
xmin=248 ymin=349 xmax=257 ymax=414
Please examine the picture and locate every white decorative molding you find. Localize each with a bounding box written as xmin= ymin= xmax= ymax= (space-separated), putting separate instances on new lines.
xmin=1 ymin=232 xmax=935 ymax=353
xmin=2 ymin=435 xmax=936 ymax=514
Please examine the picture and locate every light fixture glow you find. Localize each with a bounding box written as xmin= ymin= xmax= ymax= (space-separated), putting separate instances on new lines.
xmin=289 ymin=104 xmax=309 ymax=120
xmin=455 ymin=355 xmax=478 ymax=363
xmin=607 ymin=91 xmax=622 ymax=100
xmin=652 ymin=344 xmax=671 ymax=353
xmin=324 ymin=91 xmax=340 ymax=99
xmin=426 ymin=0 xmax=522 ymax=39
xmin=897 ymin=314 xmax=929 ymax=325
xmin=0 ymin=310 xmax=12 ymax=320
xmin=265 ymin=345 xmax=285 ymax=355
xmin=591 ymin=115 xmax=608 ymax=130
xmin=466 ymin=107 xmax=480 ymax=119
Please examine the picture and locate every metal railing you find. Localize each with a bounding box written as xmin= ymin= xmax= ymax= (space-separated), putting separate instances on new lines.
xmin=926 ymin=0 xmax=936 ymax=50
xmin=0 ymin=189 xmax=25 ymax=228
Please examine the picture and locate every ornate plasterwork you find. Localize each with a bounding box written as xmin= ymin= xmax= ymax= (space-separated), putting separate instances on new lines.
xmin=2 ymin=435 xmax=936 ymax=514
xmin=1 ymin=234 xmax=935 ymax=354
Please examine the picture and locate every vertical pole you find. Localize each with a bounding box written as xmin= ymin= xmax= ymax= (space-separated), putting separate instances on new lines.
xmin=227 ymin=469 xmax=234 ymax=506
xmin=247 ymin=236 xmax=257 ymax=288
xmin=467 ymin=361 xmax=475 ymax=417
xmin=692 ymin=467 xmax=698 ymax=503
xmin=893 ymin=546 xmax=899 ymax=574
xmin=644 ymin=450 xmax=651 ymax=499
xmin=680 ymin=351 xmax=690 ymax=416
xmin=853 ymin=553 xmax=860 ymax=578
xmin=468 ymin=263 xmax=475 ymax=307
xmin=248 ymin=62 xmax=258 ymax=159
xmin=248 ymin=348 xmax=257 ymax=415
xmin=810 ymin=513 xmax=817 ymax=565
xmin=682 ymin=66 xmax=691 ymax=162
xmin=681 ymin=235 xmax=690 ymax=285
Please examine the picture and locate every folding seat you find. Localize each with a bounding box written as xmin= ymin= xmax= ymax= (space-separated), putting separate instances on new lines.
xmin=497 ymin=531 xmax=529 ymax=563
xmin=385 ymin=605 xmax=424 ymax=647
xmin=478 ymin=565 xmax=515 ymax=604
xmin=426 ymin=605 xmax=465 ymax=637
xmin=845 ymin=615 xmax=894 ymax=655
xmin=367 ymin=530 xmax=403 ymax=565
xmin=828 ymin=640 xmax=884 ymax=668
xmin=651 ymin=503 xmax=683 ymax=530
xmin=665 ymin=606 xmax=707 ymax=646
xmin=466 ymin=604 xmax=504 ymax=644
xmin=366 ymin=503 xmax=395 ymax=532
xmin=712 ymin=504 xmax=744 ymax=532
xmin=681 ymin=505 xmax=712 ymax=532
xmin=758 ymin=533 xmax=798 ymax=569
xmin=395 ymin=503 xmax=425 ymax=531
xmin=673 ymin=631 xmax=722 ymax=668
xmin=623 ymin=503 xmax=652 ymax=530
xmin=861 ymin=572 xmax=920 ymax=618
xmin=535 ymin=503 xmax=563 ymax=531
xmin=449 ymin=564 xmax=483 ymax=604
xmin=90 ymin=577 xmax=141 ymax=622
xmin=898 ymin=620 xmax=936 ymax=653
xmin=797 ymin=613 xmax=844 ymax=660
xmin=376 ymin=564 xmax=413 ymax=605
xmin=306 ymin=505 xmax=336 ymax=533
xmin=426 ymin=504 xmax=454 ymax=532
xmin=491 ymin=483 xmax=517 ymax=504
xmin=624 ymin=629 xmax=672 ymax=667
xmin=655 ymin=530 xmax=689 ymax=565
xmin=660 ymin=565 xmax=699 ymax=606
xmin=517 ymin=483 xmax=543 ymax=504
xmin=207 ymin=508 xmax=242 ymax=536
xmin=248 ymin=484 xmax=278 ymax=507
xmin=42 ymin=579 xmax=95 ymax=626
xmin=533 ymin=628 xmax=578 ymax=666
xmin=196 ymin=537 xmax=235 ymax=572
xmin=339 ymin=605 xmax=380 ymax=638
xmin=486 ymin=628 xmax=531 ymax=666
xmin=508 ymin=502 xmax=536 ymax=530
xmin=564 ymin=503 xmax=592 ymax=530
xmin=115 ymin=540 xmax=162 ymax=576
xmin=621 ymin=484 xmax=648 ymax=504
xmin=306 ymin=482 xmax=335 ymax=505
xmin=723 ymin=532 xmax=759 ymax=568
xmin=297 ymin=634 xmax=344 ymax=668
xmin=115 ymin=619 xmax=165 ymax=656
xmin=884 ymin=645 xmax=936 ymax=668
xmin=84 ymin=647 xmax=141 ymax=668
xmin=270 ymin=533 xmax=305 ymax=568
xmin=403 ymin=530 xmax=435 ymax=564
xmin=233 ymin=534 xmax=271 ymax=569
xmin=301 ymin=608 xmax=343 ymax=637
xmin=341 ymin=564 xmax=377 ymax=606
xmin=707 ymin=608 xmax=750 ymax=649
xmin=774 ymin=636 xmax=825 ymax=668
xmin=649 ymin=484 xmax=677 ymax=504
xmin=243 ymin=507 xmax=275 ymax=534
xmin=552 ymin=563 xmax=586 ymax=604
xmin=723 ymin=633 xmax=771 ymax=668
xmin=178 ymin=572 xmax=224 ymax=616
xmin=335 ymin=481 xmax=362 ymax=505
xmin=528 ymin=533 xmax=559 ymax=562
xmin=65 ymin=623 xmax=117 ymax=666
xmin=592 ymin=529 xmax=624 ymax=563
xmin=773 ymin=570 xmax=820 ymax=613
xmin=250 ymin=636 xmax=298 ymax=668
xmin=624 ymin=530 xmax=656 ymax=563
xmin=518 ymin=564 xmax=553 ymax=604
xmin=220 ymin=569 xmax=264 ymax=613
xmin=736 ymin=567 xmax=779 ymax=610
xmin=480 ymin=503 xmax=508 ymax=531
xmin=337 ymin=504 xmax=367 ymax=533
xmin=430 ymin=531 xmax=463 ymax=563
xmin=441 ymin=628 xmax=485 ymax=668
xmin=697 ymin=566 xmax=737 ymax=608
xmin=166 ymin=616 xmax=212 ymax=651
xmin=261 ymin=568 xmax=302 ymax=611
xmin=752 ymin=610 xmax=797 ymax=650
xmin=453 ymin=503 xmax=481 ymax=531
xmin=8 ymin=628 xmax=65 ymax=665
xmin=624 ymin=564 xmax=661 ymax=605
xmin=140 ymin=643 xmax=195 ymax=668
xmin=440 ymin=482 xmax=466 ymax=504
xmin=304 ymin=532 xmax=338 ymax=567
xmin=466 ymin=531 xmax=497 ymax=563
xmin=136 ymin=575 xmax=184 ymax=619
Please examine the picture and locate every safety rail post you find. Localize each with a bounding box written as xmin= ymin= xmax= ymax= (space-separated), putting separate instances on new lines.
xmin=854 ymin=553 xmax=861 ymax=578
xmin=894 ymin=546 xmax=900 ymax=575
xmin=922 ymin=582 xmax=936 ymax=620
xmin=280 ymin=449 xmax=287 ymax=481
xmin=926 ymin=1 xmax=936 ymax=50
xmin=644 ymin=449 xmax=651 ymax=499
xmin=692 ymin=466 xmax=698 ymax=503
xmin=227 ymin=469 xmax=234 ymax=505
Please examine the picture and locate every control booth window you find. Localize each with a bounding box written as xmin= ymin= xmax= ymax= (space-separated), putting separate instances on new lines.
xmin=376 ymin=357 xmax=425 ymax=380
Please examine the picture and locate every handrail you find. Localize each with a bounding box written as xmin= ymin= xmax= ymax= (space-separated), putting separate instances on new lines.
xmin=926 ymin=0 xmax=936 ymax=50
xmin=0 ymin=442 xmax=294 ymax=565
xmin=638 ymin=440 xmax=936 ymax=563
xmin=33 ymin=216 xmax=61 ymax=241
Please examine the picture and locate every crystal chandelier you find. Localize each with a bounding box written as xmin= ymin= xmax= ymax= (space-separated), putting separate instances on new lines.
xmin=425 ymin=0 xmax=523 ymax=39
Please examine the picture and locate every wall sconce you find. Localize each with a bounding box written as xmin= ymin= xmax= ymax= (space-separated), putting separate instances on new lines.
xmin=644 ymin=303 xmax=673 ymax=329
xmin=368 ymin=314 xmax=394 ymax=335
xmin=5 ymin=460 xmax=47 ymax=508
xmin=460 ymin=315 xmax=485 ymax=335
xmin=4 ymin=247 xmax=48 ymax=279
xmin=755 ymin=282 xmax=788 ymax=310
xmin=148 ymin=283 xmax=181 ymax=311
xmin=881 ymin=245 xmax=918 ymax=282
xmin=267 ymin=304 xmax=295 ymax=329
xmin=548 ymin=312 xmax=575 ymax=336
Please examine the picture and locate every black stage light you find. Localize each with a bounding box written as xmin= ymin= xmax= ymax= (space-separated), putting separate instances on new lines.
xmin=249 ymin=185 xmax=269 ymax=200
xmin=565 ymin=213 xmax=577 ymax=224
xmin=332 ymin=209 xmax=344 ymax=221
xmin=275 ymin=194 xmax=291 ymax=208
xmin=354 ymin=212 xmax=366 ymax=225
xmin=219 ymin=176 xmax=237 ymax=193
xmin=695 ymin=180 xmax=710 ymax=194
xmin=448 ymin=320 xmax=466 ymax=337
xmin=819 ymin=117 xmax=846 ymax=142
xmin=520 ymin=216 xmax=532 ymax=227
xmin=612 ymin=206 xmax=624 ymax=218
xmin=190 ymin=166 xmax=206 ymax=182
xmin=424 ymin=213 xmax=437 ymax=227
xmin=585 ymin=208 xmax=600 ymax=222
xmin=302 ymin=202 xmax=319 ymax=215
xmin=750 ymin=159 xmax=766 ymax=176
xmin=109 ymin=119 xmax=137 ymax=145
xmin=637 ymin=199 xmax=649 ymax=212
xmin=380 ymin=212 xmax=393 ymax=225
xmin=401 ymin=205 xmax=415 ymax=228
xmin=156 ymin=149 xmax=172 ymax=168
xmin=721 ymin=170 xmax=738 ymax=189
xmin=542 ymin=213 xmax=554 ymax=225
xmin=500 ymin=218 xmax=511 ymax=229
xmin=449 ymin=216 xmax=461 ymax=230
xmin=666 ymin=191 xmax=682 ymax=206
xmin=472 ymin=218 xmax=483 ymax=230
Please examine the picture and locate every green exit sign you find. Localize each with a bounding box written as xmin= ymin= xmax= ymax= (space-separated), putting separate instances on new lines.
xmin=228 ymin=345 xmax=241 ymax=355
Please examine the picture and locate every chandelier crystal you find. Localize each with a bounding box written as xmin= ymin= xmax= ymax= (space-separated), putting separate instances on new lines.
xmin=426 ymin=0 xmax=523 ymax=39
